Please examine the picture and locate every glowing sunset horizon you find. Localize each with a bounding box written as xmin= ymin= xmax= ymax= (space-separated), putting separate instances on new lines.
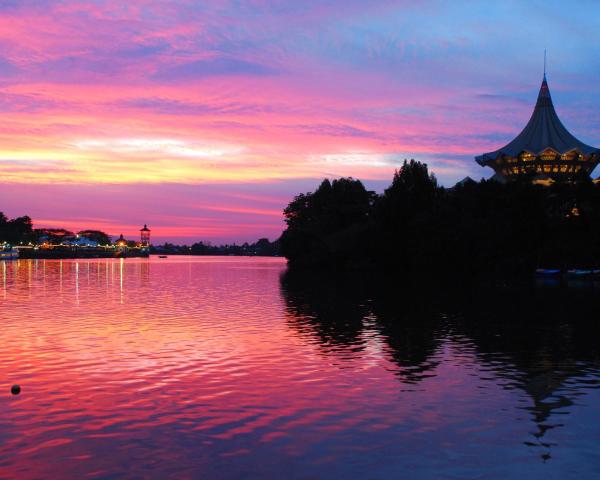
xmin=1 ymin=1 xmax=600 ymax=243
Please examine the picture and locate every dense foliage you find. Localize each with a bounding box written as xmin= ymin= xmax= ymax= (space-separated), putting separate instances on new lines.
xmin=0 ymin=213 xmax=34 ymax=244
xmin=0 ymin=219 xmax=114 ymax=246
xmin=33 ymin=228 xmax=74 ymax=243
xmin=152 ymin=238 xmax=280 ymax=256
xmin=280 ymin=160 xmax=600 ymax=275
xmin=77 ymin=230 xmax=112 ymax=245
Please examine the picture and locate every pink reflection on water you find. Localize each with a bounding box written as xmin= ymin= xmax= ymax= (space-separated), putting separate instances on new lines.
xmin=0 ymin=258 xmax=598 ymax=478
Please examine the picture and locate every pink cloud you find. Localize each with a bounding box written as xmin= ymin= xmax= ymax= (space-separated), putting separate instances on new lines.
xmin=0 ymin=1 xmax=599 ymax=241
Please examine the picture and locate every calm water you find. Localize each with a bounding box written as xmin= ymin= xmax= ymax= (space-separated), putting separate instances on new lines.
xmin=1 ymin=257 xmax=599 ymax=479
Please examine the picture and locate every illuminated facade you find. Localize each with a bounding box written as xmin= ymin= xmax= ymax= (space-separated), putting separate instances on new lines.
xmin=476 ymin=75 xmax=599 ymax=181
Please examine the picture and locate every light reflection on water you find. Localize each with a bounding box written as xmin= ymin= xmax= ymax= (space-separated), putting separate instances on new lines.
xmin=0 ymin=257 xmax=599 ymax=479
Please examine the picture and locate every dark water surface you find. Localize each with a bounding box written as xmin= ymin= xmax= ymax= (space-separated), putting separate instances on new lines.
xmin=1 ymin=257 xmax=599 ymax=479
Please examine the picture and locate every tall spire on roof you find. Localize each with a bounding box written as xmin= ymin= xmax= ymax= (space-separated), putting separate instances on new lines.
xmin=544 ymin=49 xmax=547 ymax=80
xmin=537 ymin=50 xmax=552 ymax=109
xmin=475 ymin=68 xmax=600 ymax=176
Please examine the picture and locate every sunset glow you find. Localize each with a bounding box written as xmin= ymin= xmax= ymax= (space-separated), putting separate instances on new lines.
xmin=1 ymin=1 xmax=600 ymax=242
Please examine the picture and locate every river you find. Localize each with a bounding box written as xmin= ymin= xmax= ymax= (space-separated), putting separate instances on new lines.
xmin=1 ymin=257 xmax=599 ymax=479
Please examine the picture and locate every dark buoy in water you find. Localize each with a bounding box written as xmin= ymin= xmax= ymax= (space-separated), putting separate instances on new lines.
xmin=11 ymin=385 xmax=20 ymax=395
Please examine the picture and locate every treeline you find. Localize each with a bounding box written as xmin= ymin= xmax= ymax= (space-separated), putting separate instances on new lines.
xmin=0 ymin=211 xmax=280 ymax=256
xmin=0 ymin=213 xmax=33 ymax=244
xmin=280 ymin=159 xmax=600 ymax=276
xmin=151 ymin=238 xmax=280 ymax=256
xmin=0 ymin=215 xmax=116 ymax=246
xmin=35 ymin=228 xmax=113 ymax=245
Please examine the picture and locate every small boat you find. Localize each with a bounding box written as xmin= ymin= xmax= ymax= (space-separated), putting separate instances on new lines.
xmin=535 ymin=268 xmax=561 ymax=275
xmin=158 ymin=255 xmax=168 ymax=259
xmin=0 ymin=248 xmax=19 ymax=260
xmin=566 ymin=269 xmax=596 ymax=278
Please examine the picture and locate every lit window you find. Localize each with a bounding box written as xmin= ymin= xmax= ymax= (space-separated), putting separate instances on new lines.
xmin=540 ymin=149 xmax=558 ymax=161
xmin=561 ymin=151 xmax=576 ymax=161
xmin=521 ymin=152 xmax=534 ymax=162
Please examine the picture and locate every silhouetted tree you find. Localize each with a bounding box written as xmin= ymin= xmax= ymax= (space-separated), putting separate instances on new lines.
xmin=0 ymin=212 xmax=8 ymax=242
xmin=281 ymin=159 xmax=600 ymax=276
xmin=33 ymin=228 xmax=74 ymax=244
xmin=254 ymin=237 xmax=279 ymax=256
xmin=373 ymin=160 xmax=443 ymax=271
xmin=78 ymin=230 xmax=112 ymax=245
xmin=280 ymin=177 xmax=375 ymax=266
xmin=169 ymin=238 xmax=280 ymax=256
xmin=0 ymin=212 xmax=34 ymax=244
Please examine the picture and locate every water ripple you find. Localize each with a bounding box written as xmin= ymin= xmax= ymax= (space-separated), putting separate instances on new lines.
xmin=1 ymin=258 xmax=600 ymax=479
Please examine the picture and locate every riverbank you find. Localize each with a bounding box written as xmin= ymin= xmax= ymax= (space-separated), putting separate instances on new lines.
xmin=16 ymin=246 xmax=149 ymax=259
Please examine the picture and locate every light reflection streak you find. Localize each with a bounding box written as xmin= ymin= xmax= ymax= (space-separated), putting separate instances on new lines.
xmin=75 ymin=261 xmax=79 ymax=306
xmin=120 ymin=258 xmax=124 ymax=304
xmin=2 ymin=261 xmax=6 ymax=300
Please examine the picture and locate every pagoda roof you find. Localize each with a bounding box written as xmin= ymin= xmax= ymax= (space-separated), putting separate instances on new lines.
xmin=476 ymin=76 xmax=599 ymax=165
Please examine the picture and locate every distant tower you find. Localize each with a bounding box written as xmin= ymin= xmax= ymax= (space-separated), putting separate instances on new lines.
xmin=140 ymin=224 xmax=151 ymax=247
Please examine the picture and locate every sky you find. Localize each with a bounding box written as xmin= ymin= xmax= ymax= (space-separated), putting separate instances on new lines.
xmin=1 ymin=0 xmax=600 ymax=243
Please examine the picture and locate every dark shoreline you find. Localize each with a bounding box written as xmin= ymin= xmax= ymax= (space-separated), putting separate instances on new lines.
xmin=17 ymin=248 xmax=149 ymax=259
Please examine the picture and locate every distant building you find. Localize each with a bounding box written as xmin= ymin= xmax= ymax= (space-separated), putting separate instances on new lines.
xmin=62 ymin=236 xmax=98 ymax=247
xmin=476 ymin=74 xmax=599 ymax=182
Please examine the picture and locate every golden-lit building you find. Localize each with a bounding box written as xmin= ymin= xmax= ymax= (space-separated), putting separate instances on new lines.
xmin=476 ymin=75 xmax=599 ymax=181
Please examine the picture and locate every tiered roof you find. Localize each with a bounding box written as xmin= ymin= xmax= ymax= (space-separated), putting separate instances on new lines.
xmin=476 ymin=76 xmax=598 ymax=165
